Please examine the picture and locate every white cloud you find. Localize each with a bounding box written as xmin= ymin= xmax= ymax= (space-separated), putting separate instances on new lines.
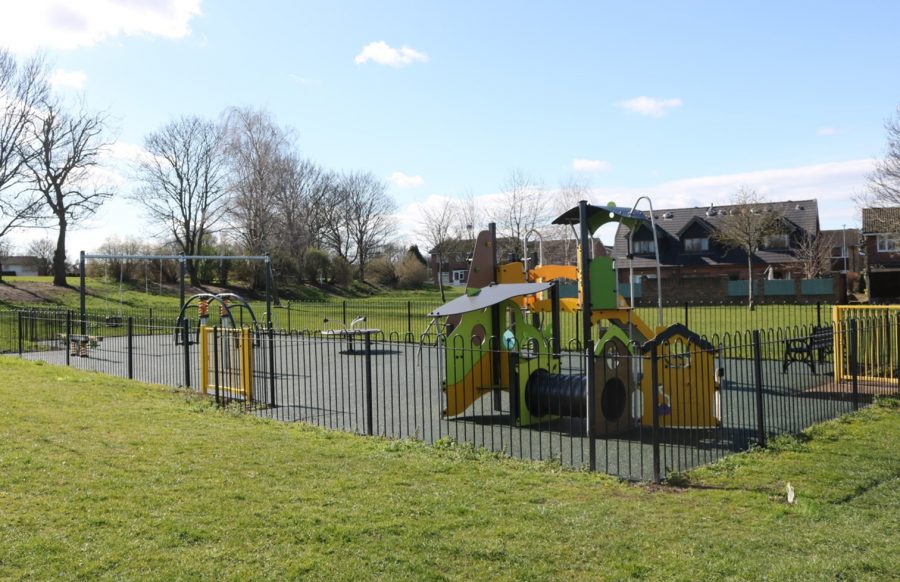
xmin=48 ymin=68 xmax=87 ymax=89
xmin=288 ymin=74 xmax=322 ymax=86
xmin=354 ymin=41 xmax=428 ymax=67
xmin=389 ymin=172 xmax=424 ymax=188
xmin=816 ymin=126 xmax=838 ymax=137
xmin=0 ymin=0 xmax=203 ymax=54
xmin=617 ymin=96 xmax=683 ymax=117
xmin=572 ymin=159 xmax=612 ymax=173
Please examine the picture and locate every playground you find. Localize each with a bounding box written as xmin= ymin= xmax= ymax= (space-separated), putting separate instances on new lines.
xmin=4 ymin=200 xmax=899 ymax=481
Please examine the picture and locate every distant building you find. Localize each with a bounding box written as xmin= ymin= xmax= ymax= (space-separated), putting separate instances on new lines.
xmin=819 ymin=228 xmax=862 ymax=273
xmin=861 ymin=207 xmax=900 ymax=301
xmin=609 ymin=199 xmax=833 ymax=303
xmin=0 ymin=255 xmax=41 ymax=277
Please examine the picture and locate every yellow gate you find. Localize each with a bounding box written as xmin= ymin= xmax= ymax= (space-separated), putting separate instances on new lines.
xmin=833 ymin=305 xmax=899 ymax=384
xmin=199 ymin=326 xmax=254 ymax=400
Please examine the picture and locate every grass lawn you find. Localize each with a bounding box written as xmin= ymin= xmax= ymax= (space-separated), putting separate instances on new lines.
xmin=0 ymin=358 xmax=897 ymax=580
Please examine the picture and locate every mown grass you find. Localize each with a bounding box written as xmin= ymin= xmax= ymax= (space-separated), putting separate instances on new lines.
xmin=0 ymin=358 xmax=897 ymax=580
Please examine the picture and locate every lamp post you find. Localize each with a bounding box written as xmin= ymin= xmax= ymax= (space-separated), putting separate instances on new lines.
xmin=842 ymin=224 xmax=848 ymax=272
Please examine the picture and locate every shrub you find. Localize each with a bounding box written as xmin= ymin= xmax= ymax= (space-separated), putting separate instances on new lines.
xmin=302 ymin=248 xmax=331 ymax=283
xmin=330 ymin=255 xmax=354 ymax=286
xmin=368 ymin=256 xmax=397 ymax=286
xmin=396 ymin=253 xmax=429 ymax=289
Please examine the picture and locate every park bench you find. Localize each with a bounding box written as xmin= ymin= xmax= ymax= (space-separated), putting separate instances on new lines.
xmin=782 ymin=325 xmax=833 ymax=374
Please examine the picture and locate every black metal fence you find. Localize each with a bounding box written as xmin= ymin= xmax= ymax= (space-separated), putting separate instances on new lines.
xmin=2 ymin=306 xmax=896 ymax=482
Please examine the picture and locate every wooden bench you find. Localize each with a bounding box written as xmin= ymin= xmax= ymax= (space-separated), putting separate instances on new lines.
xmin=782 ymin=326 xmax=833 ymax=374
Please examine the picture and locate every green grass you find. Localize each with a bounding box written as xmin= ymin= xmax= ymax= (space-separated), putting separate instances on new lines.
xmin=1 ymin=358 xmax=897 ymax=580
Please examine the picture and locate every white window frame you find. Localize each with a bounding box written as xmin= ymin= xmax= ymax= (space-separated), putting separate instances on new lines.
xmin=632 ymin=240 xmax=655 ymax=254
xmin=876 ymin=234 xmax=900 ymax=253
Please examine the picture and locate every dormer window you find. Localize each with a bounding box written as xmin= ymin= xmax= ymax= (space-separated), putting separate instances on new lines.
xmin=684 ymin=237 xmax=709 ymax=252
xmin=633 ymin=240 xmax=655 ymax=254
xmin=764 ymin=233 xmax=790 ymax=249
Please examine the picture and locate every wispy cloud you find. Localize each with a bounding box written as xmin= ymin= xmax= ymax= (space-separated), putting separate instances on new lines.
xmin=0 ymin=0 xmax=203 ymax=53
xmin=816 ymin=126 xmax=838 ymax=137
xmin=288 ymin=74 xmax=322 ymax=86
xmin=355 ymin=41 xmax=428 ymax=67
xmin=572 ymin=159 xmax=612 ymax=173
xmin=389 ymin=172 xmax=424 ymax=188
xmin=48 ymin=68 xmax=87 ymax=89
xmin=617 ymin=96 xmax=683 ymax=117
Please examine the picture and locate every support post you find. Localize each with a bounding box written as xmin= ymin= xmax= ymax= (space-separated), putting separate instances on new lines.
xmin=650 ymin=341 xmax=661 ymax=483
xmin=849 ymin=317 xmax=859 ymax=411
xmin=896 ymin=313 xmax=900 ymax=385
xmin=179 ymin=255 xmax=186 ymax=311
xmin=817 ymin=301 xmax=822 ymax=328
xmin=213 ymin=326 xmax=220 ymax=405
xmin=407 ymin=301 xmax=412 ymax=341
xmin=265 ymin=257 xmax=273 ymax=328
xmin=182 ymin=318 xmax=191 ymax=388
xmin=65 ymin=310 xmax=71 ymax=367
xmin=365 ymin=332 xmax=374 ymax=436
xmin=17 ymin=310 xmax=23 ymax=356
xmin=489 ymin=222 xmax=502 ymax=412
xmin=578 ymin=201 xmax=597 ymax=471
xmin=342 ymin=300 xmax=347 ymax=326
xmin=550 ymin=281 xmax=561 ymax=357
xmin=127 ymin=316 xmax=134 ymax=380
xmin=684 ymin=301 xmax=689 ymax=329
xmin=268 ymin=324 xmax=276 ymax=407
xmin=287 ymin=301 xmax=292 ymax=332
xmin=79 ymin=251 xmax=86 ymax=335
xmin=752 ymin=329 xmax=766 ymax=447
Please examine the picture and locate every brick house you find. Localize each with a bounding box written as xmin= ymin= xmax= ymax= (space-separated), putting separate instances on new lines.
xmin=610 ymin=199 xmax=825 ymax=303
xmin=861 ymin=207 xmax=900 ymax=301
xmin=820 ymin=228 xmax=863 ymax=274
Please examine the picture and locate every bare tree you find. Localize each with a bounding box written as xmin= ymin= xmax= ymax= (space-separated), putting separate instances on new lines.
xmin=341 ymin=171 xmax=395 ymax=281
xmin=133 ymin=115 xmax=228 ymax=286
xmin=553 ymin=176 xmax=591 ymax=263
xmin=711 ymin=187 xmax=783 ymax=309
xmin=23 ymin=98 xmax=115 ymax=286
xmin=795 ymin=233 xmax=830 ymax=280
xmin=25 ymin=236 xmax=54 ymax=275
xmin=861 ymin=106 xmax=900 ymax=231
xmin=223 ymin=107 xmax=293 ymax=286
xmin=0 ymin=49 xmax=47 ymax=279
xmin=491 ymin=169 xmax=548 ymax=266
xmin=417 ymin=198 xmax=458 ymax=301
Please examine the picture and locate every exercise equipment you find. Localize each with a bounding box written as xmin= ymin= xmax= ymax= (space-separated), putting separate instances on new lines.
xmin=430 ymin=200 xmax=722 ymax=434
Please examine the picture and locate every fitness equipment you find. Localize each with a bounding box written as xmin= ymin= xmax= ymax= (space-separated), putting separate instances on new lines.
xmin=173 ymin=292 xmax=261 ymax=346
xmin=430 ymin=200 xmax=722 ymax=434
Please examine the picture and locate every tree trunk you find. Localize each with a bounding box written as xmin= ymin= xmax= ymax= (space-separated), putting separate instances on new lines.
xmin=746 ymin=254 xmax=754 ymax=311
xmin=437 ymin=253 xmax=446 ymax=302
xmin=186 ymin=258 xmax=199 ymax=288
xmin=53 ymin=219 xmax=68 ymax=287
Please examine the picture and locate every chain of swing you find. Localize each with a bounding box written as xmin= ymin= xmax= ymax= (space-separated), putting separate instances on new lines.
xmin=102 ymin=258 xmax=166 ymax=325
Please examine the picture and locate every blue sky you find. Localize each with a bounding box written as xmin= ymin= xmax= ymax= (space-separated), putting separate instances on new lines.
xmin=4 ymin=0 xmax=900 ymax=252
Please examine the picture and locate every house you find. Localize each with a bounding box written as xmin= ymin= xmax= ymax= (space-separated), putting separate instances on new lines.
xmin=861 ymin=207 xmax=900 ymax=301
xmin=429 ymin=236 xmax=606 ymax=286
xmin=0 ymin=255 xmax=41 ymax=277
xmin=610 ymin=199 xmax=825 ymax=303
xmin=819 ymin=228 xmax=863 ymax=274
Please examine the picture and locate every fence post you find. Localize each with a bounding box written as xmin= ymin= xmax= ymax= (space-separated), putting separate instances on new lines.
xmin=287 ymin=301 xmax=292 ymax=332
xmin=684 ymin=301 xmax=689 ymax=329
xmin=896 ymin=313 xmax=900 ymax=386
xmin=849 ymin=317 xmax=859 ymax=411
xmin=148 ymin=307 xmax=153 ymax=324
xmin=649 ymin=341 xmax=661 ymax=483
xmin=816 ymin=301 xmax=822 ymax=328
xmin=752 ymin=329 xmax=767 ymax=447
xmin=364 ymin=332 xmax=374 ymax=436
xmin=213 ymin=326 xmax=220 ymax=405
xmin=182 ymin=318 xmax=191 ymax=389
xmin=268 ymin=324 xmax=276 ymax=407
xmin=127 ymin=316 xmax=134 ymax=380
xmin=406 ymin=301 xmax=412 ymax=341
xmin=17 ymin=311 xmax=23 ymax=356
xmin=342 ymin=300 xmax=347 ymax=326
xmin=65 ymin=310 xmax=71 ymax=367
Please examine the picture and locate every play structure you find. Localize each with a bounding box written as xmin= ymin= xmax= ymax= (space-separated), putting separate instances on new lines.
xmin=429 ymin=200 xmax=722 ymax=436
xmin=832 ymin=305 xmax=900 ymax=384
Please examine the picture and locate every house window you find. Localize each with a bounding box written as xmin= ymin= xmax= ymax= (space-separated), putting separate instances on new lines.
xmin=452 ymin=270 xmax=467 ymax=283
xmin=632 ymin=240 xmax=655 ymax=254
xmin=683 ymin=237 xmax=709 ymax=252
xmin=764 ymin=234 xmax=790 ymax=249
xmin=877 ymin=234 xmax=900 ymax=252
